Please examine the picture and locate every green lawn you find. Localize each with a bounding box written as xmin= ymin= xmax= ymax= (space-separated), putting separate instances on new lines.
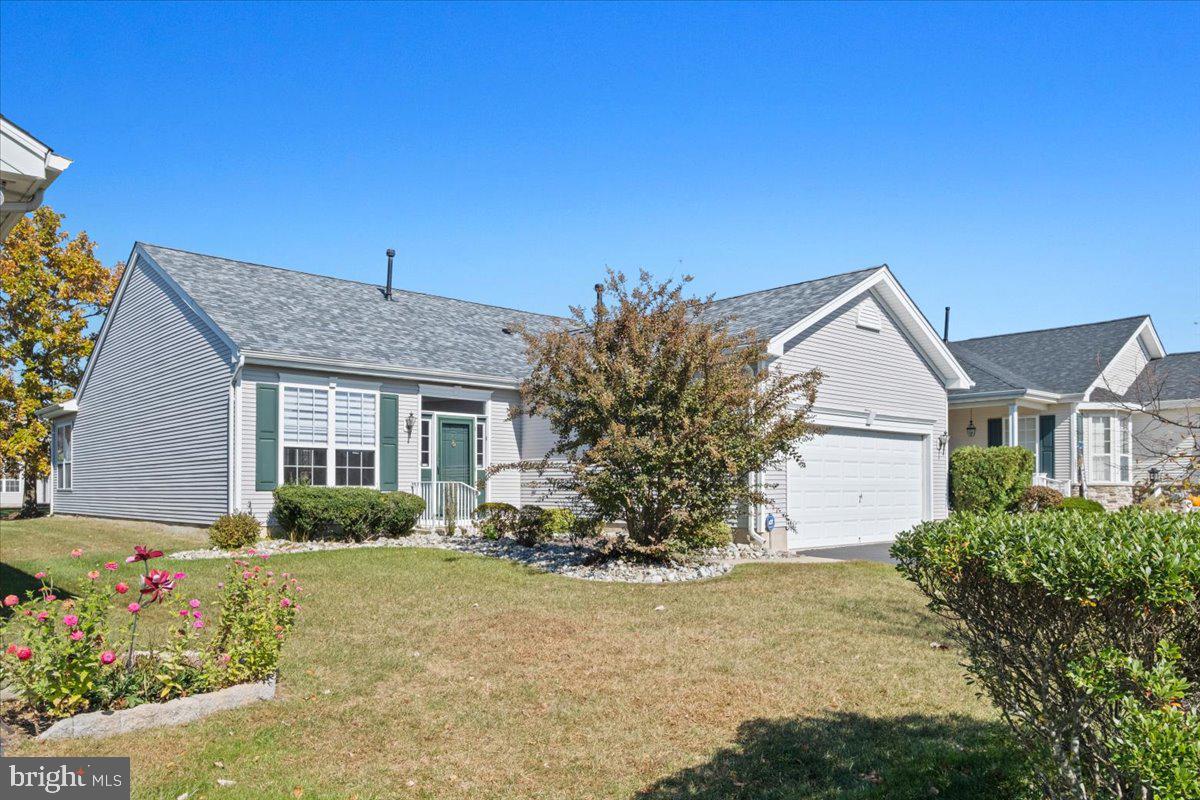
xmin=0 ymin=516 xmax=1027 ymax=799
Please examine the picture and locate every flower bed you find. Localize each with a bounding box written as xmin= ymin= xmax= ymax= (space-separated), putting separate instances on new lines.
xmin=0 ymin=544 xmax=303 ymax=736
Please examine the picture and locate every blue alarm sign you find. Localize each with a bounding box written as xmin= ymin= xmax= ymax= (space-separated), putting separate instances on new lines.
xmin=764 ymin=513 xmax=776 ymax=533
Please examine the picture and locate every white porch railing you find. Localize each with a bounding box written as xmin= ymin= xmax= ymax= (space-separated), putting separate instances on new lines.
xmin=409 ymin=481 xmax=480 ymax=527
xmin=1033 ymin=473 xmax=1070 ymax=495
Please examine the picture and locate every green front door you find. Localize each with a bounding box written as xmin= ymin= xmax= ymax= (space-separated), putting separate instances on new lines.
xmin=437 ymin=418 xmax=473 ymax=486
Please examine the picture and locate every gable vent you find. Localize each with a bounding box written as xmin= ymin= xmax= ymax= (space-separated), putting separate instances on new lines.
xmin=856 ymin=303 xmax=882 ymax=332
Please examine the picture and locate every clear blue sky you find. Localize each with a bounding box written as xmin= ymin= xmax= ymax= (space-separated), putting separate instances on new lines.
xmin=3 ymin=1 xmax=1198 ymax=349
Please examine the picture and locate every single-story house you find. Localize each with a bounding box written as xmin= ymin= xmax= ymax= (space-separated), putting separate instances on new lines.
xmin=36 ymin=243 xmax=975 ymax=551
xmin=947 ymin=317 xmax=1199 ymax=509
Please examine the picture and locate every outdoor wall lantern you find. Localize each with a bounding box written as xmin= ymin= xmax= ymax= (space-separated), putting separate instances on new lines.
xmin=406 ymin=412 xmax=417 ymax=437
xmin=1149 ymin=467 xmax=1160 ymax=484
xmin=938 ymin=431 xmax=949 ymax=452
xmin=966 ymin=413 xmax=977 ymax=438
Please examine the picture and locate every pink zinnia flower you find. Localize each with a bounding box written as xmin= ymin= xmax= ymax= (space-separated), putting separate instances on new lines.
xmin=36 ymin=611 xmax=49 ymax=622
xmin=70 ymin=630 xmax=84 ymax=641
xmin=62 ymin=614 xmax=78 ymax=627
xmin=192 ymin=610 xmax=203 ymax=619
xmin=218 ymin=652 xmax=231 ymax=664
xmin=114 ymin=582 xmax=129 ymax=594
xmin=280 ymin=598 xmax=293 ymax=608
xmin=87 ymin=570 xmax=100 ymax=581
xmin=241 ymin=571 xmax=252 ymax=580
xmin=3 ymin=595 xmax=17 ymax=607
xmin=188 ymin=598 xmax=201 ymax=609
xmin=178 ymin=609 xmax=189 ymax=617
xmin=193 ymin=619 xmax=205 ymax=629
xmin=104 ymin=561 xmax=118 ymax=571
xmin=34 ymin=571 xmax=46 ymax=579
xmin=70 ymin=548 xmax=83 ymax=558
xmin=127 ymin=602 xmax=141 ymax=614
xmin=172 ymin=571 xmax=187 ymax=580
xmin=100 ymin=650 xmax=116 ymax=665
xmin=126 ymin=545 xmax=164 ymax=564
xmin=16 ymin=646 xmax=32 ymax=661
xmin=5 ymin=643 xmax=16 ymax=655
xmin=42 ymin=594 xmax=56 ymax=602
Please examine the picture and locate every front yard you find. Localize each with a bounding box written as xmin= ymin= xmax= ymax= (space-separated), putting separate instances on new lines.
xmin=1 ymin=516 xmax=1025 ymax=799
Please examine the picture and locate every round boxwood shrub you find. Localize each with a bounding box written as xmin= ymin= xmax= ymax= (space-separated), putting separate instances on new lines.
xmin=379 ymin=491 xmax=425 ymax=536
xmin=1017 ymin=485 xmax=1063 ymax=512
xmin=209 ymin=511 xmax=261 ymax=549
xmin=476 ymin=501 xmax=519 ymax=540
xmin=513 ymin=505 xmax=550 ymax=546
xmin=540 ymin=507 xmax=577 ymax=535
xmin=892 ymin=510 xmax=1200 ymax=799
xmin=949 ymin=446 xmax=1034 ymax=513
xmin=1061 ymin=496 xmax=1105 ymax=513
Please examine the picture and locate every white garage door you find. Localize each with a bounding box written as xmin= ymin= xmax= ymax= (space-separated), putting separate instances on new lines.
xmin=785 ymin=428 xmax=926 ymax=549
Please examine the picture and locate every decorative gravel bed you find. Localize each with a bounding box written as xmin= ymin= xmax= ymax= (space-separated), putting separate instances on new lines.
xmin=169 ymin=532 xmax=781 ymax=583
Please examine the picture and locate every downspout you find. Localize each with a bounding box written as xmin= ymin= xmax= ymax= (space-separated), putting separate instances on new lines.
xmin=228 ymin=353 xmax=245 ymax=514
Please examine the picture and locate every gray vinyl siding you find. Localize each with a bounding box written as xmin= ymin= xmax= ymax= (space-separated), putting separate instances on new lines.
xmin=55 ymin=259 xmax=233 ymax=525
xmin=1132 ymin=408 xmax=1198 ymax=484
xmin=1093 ymin=335 xmax=1151 ymax=399
xmin=773 ymin=291 xmax=951 ymax=520
xmin=1050 ymin=403 xmax=1073 ymax=481
xmin=487 ymin=390 xmax=522 ymax=506
xmin=519 ymin=413 xmax=576 ymax=508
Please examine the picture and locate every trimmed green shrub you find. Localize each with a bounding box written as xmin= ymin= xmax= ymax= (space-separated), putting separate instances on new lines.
xmin=476 ymin=502 xmax=519 ymax=540
xmin=379 ymin=492 xmax=425 ymax=536
xmin=209 ymin=511 xmax=261 ymax=549
xmin=541 ymin=507 xmax=577 ymax=535
xmin=513 ymin=505 xmax=550 ymax=546
xmin=668 ymin=519 xmax=733 ymax=554
xmin=1016 ymin=485 xmax=1063 ymax=513
xmin=272 ymin=485 xmax=422 ymax=541
xmin=949 ymin=446 xmax=1034 ymax=512
xmin=893 ymin=510 xmax=1200 ymax=799
xmin=1061 ymin=496 xmax=1105 ymax=513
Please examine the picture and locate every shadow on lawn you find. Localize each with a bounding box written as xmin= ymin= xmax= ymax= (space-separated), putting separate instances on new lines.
xmin=635 ymin=712 xmax=1029 ymax=800
xmin=0 ymin=563 xmax=73 ymax=618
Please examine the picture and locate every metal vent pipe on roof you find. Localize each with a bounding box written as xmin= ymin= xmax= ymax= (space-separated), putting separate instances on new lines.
xmin=385 ymin=249 xmax=395 ymax=300
xmin=943 ymin=306 xmax=950 ymax=342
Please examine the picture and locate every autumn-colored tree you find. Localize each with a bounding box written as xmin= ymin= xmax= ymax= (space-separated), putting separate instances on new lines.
xmin=0 ymin=207 xmax=119 ymax=516
xmin=498 ymin=269 xmax=822 ymax=551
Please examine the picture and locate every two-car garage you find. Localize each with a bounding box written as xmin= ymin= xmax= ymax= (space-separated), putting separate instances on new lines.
xmin=784 ymin=427 xmax=928 ymax=550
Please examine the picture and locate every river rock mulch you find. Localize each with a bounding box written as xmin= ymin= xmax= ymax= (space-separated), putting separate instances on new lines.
xmin=169 ymin=533 xmax=783 ymax=583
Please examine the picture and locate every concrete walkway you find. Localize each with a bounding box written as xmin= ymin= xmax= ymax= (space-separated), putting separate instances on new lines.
xmin=793 ymin=542 xmax=897 ymax=564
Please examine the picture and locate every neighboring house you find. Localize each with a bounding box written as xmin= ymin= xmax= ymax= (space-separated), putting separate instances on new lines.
xmin=37 ymin=243 xmax=973 ymax=551
xmin=0 ymin=115 xmax=72 ymax=238
xmin=0 ymin=465 xmax=49 ymax=509
xmin=947 ymin=317 xmax=1198 ymax=509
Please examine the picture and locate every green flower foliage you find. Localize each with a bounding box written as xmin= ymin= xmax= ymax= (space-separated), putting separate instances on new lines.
xmin=949 ymin=446 xmax=1034 ymax=512
xmin=893 ymin=510 xmax=1200 ymax=798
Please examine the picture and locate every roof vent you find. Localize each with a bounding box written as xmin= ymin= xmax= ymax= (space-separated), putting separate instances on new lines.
xmin=384 ymin=248 xmax=395 ymax=300
xmin=856 ymin=302 xmax=882 ymax=332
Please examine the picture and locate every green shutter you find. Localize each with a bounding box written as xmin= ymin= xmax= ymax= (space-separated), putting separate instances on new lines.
xmin=1039 ymin=415 xmax=1056 ymax=475
xmin=380 ymin=394 xmax=399 ymax=492
xmin=987 ymin=418 xmax=1003 ymax=447
xmin=255 ymin=384 xmax=279 ymax=491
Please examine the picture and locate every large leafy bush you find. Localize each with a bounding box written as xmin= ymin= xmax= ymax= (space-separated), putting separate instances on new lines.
xmin=272 ymin=485 xmax=424 ymax=541
xmin=1061 ymin=496 xmax=1105 ymax=513
xmin=893 ymin=510 xmax=1200 ymax=799
xmin=949 ymin=446 xmax=1034 ymax=512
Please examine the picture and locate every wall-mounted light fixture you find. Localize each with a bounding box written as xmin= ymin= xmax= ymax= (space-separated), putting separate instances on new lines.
xmin=405 ymin=412 xmax=416 ymax=436
xmin=966 ymin=413 xmax=977 ymax=438
xmin=938 ymin=431 xmax=949 ymax=452
xmin=1149 ymin=467 xmax=1160 ymax=485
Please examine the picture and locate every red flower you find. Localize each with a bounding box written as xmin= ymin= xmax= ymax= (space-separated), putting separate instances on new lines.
xmin=3 ymin=595 xmax=17 ymax=607
xmin=114 ymin=582 xmax=129 ymax=595
xmin=139 ymin=569 xmax=176 ymax=603
xmin=126 ymin=545 xmax=164 ymax=564
xmin=16 ymin=646 xmax=32 ymax=661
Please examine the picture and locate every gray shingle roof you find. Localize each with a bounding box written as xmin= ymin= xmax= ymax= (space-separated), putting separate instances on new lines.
xmin=140 ymin=244 xmax=570 ymax=381
xmin=1119 ymin=351 xmax=1200 ymax=402
xmin=948 ymin=316 xmax=1149 ymax=398
xmin=704 ymin=265 xmax=885 ymax=339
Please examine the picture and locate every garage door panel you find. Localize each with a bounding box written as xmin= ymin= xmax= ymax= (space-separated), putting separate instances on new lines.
xmin=786 ymin=427 xmax=925 ymax=549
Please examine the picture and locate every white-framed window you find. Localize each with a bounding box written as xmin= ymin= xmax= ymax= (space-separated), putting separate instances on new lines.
xmin=1086 ymin=413 xmax=1131 ymax=483
xmin=280 ymin=385 xmax=378 ymax=487
xmin=3 ymin=471 xmax=19 ymax=493
xmin=475 ymin=418 xmax=486 ymax=470
xmin=54 ymin=423 xmax=73 ymax=490
xmin=1000 ymin=416 xmax=1040 ymax=464
xmin=419 ymin=415 xmax=431 ymax=468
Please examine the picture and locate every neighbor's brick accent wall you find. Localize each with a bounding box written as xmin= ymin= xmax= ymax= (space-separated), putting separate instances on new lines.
xmin=1086 ymin=484 xmax=1133 ymax=510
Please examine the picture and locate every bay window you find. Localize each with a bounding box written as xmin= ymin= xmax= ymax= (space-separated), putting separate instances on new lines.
xmin=1085 ymin=413 xmax=1130 ymax=483
xmin=280 ymin=385 xmax=377 ymax=487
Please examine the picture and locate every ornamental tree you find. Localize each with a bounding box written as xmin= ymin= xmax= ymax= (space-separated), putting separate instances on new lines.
xmin=497 ymin=269 xmax=821 ymax=549
xmin=0 ymin=207 xmax=120 ymax=515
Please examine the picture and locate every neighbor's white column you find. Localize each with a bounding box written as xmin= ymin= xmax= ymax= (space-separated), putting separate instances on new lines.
xmin=1008 ymin=403 xmax=1019 ymax=446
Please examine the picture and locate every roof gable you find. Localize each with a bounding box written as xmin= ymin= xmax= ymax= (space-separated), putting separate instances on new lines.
xmin=1119 ymin=351 xmax=1200 ymax=403
xmin=950 ymin=316 xmax=1153 ymax=398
